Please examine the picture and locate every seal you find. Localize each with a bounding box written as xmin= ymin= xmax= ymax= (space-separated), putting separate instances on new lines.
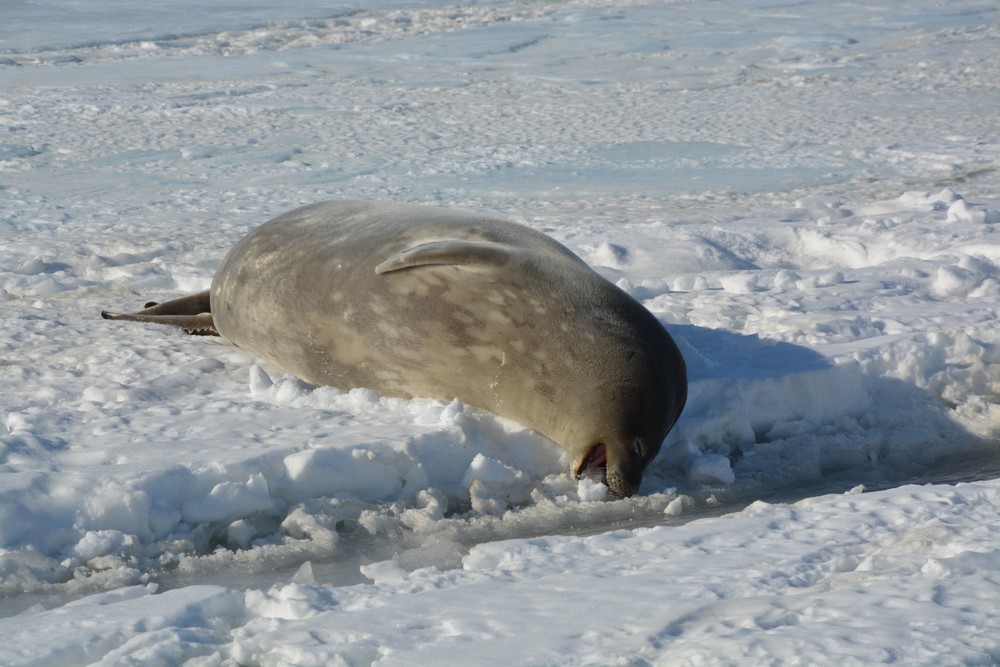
xmin=103 ymin=201 xmax=687 ymax=497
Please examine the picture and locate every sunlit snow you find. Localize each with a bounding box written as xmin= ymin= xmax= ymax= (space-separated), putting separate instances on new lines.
xmin=2 ymin=0 xmax=1000 ymax=664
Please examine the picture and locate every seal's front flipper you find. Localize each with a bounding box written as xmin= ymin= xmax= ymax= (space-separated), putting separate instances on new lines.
xmin=374 ymin=240 xmax=518 ymax=275
xmin=101 ymin=290 xmax=218 ymax=336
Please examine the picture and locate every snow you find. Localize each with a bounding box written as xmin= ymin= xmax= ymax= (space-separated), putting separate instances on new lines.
xmin=2 ymin=0 xmax=1000 ymax=663
xmin=3 ymin=482 xmax=1000 ymax=665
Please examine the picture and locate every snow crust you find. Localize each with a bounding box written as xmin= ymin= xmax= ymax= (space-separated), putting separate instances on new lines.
xmin=2 ymin=0 xmax=1000 ymax=663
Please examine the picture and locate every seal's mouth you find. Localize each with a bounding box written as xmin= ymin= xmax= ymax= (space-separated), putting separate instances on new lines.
xmin=576 ymin=443 xmax=608 ymax=485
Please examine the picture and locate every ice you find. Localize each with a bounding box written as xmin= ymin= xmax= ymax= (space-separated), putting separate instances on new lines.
xmin=3 ymin=0 xmax=1000 ymax=663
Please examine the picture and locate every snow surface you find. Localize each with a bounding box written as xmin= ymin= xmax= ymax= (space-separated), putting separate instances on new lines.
xmin=2 ymin=0 xmax=1000 ymax=663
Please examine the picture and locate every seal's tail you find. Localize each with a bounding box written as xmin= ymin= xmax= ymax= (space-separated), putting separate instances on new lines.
xmin=101 ymin=290 xmax=219 ymax=336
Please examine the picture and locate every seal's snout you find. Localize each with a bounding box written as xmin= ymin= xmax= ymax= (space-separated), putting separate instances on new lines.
xmin=575 ymin=442 xmax=643 ymax=497
xmin=605 ymin=470 xmax=640 ymax=498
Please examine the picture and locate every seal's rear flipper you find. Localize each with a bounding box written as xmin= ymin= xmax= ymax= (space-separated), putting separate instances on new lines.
xmin=133 ymin=290 xmax=211 ymax=316
xmin=102 ymin=290 xmax=218 ymax=336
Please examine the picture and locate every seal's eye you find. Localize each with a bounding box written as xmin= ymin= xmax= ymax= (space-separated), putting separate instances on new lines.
xmin=633 ymin=438 xmax=645 ymax=458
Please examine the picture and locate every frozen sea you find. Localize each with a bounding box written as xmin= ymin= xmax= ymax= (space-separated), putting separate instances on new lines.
xmin=2 ymin=0 xmax=1000 ymax=664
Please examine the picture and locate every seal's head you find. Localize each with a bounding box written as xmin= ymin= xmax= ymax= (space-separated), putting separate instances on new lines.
xmin=567 ymin=374 xmax=686 ymax=498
